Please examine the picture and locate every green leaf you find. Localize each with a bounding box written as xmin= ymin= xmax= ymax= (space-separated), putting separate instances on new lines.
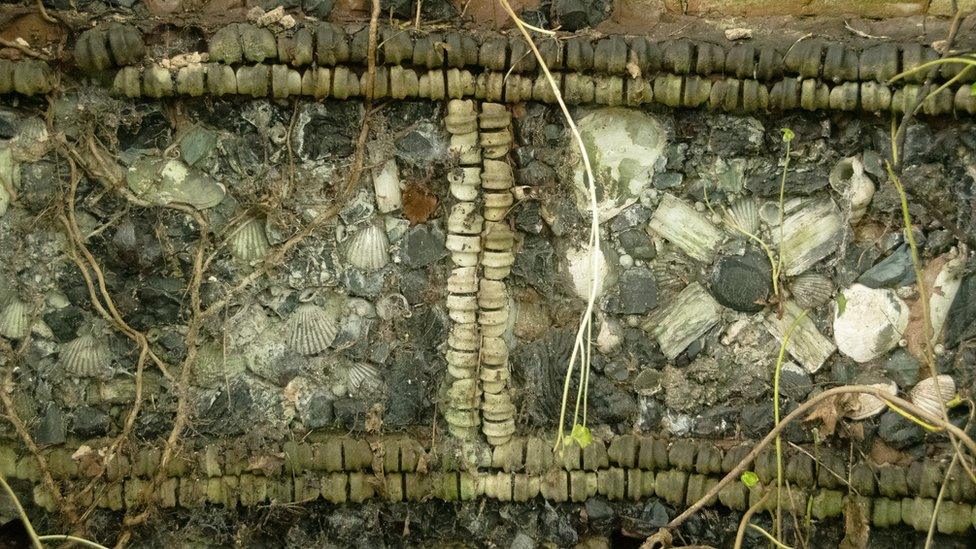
xmin=971 ymin=82 xmax=976 ymax=97
xmin=836 ymin=293 xmax=847 ymax=316
xmin=740 ymin=471 xmax=759 ymax=488
xmin=571 ymin=424 xmax=592 ymax=448
xmin=780 ymin=128 xmax=795 ymax=143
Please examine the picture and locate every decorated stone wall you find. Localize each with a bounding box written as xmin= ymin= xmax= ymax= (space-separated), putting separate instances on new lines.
xmin=1 ymin=1 xmax=976 ymax=546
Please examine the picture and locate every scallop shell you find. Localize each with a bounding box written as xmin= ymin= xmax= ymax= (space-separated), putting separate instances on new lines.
xmin=910 ymin=375 xmax=956 ymax=419
xmin=229 ymin=217 xmax=270 ymax=262
xmin=0 ymin=298 xmax=30 ymax=340
xmin=346 ymin=222 xmax=390 ymax=271
xmin=789 ymin=272 xmax=834 ymax=309
xmin=723 ymin=197 xmax=760 ymax=235
xmin=348 ymin=362 xmax=382 ymax=393
xmin=60 ymin=334 xmax=113 ymax=379
xmin=192 ymin=341 xmax=245 ymax=388
xmin=288 ymin=303 xmax=338 ymax=356
xmin=847 ymin=379 xmax=897 ymax=420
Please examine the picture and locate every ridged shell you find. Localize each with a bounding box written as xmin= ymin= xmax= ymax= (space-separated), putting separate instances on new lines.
xmin=0 ymin=298 xmax=30 ymax=340
xmin=847 ymin=379 xmax=897 ymax=421
xmin=347 ymin=362 xmax=382 ymax=393
xmin=288 ymin=303 xmax=338 ymax=356
xmin=790 ymin=272 xmax=834 ymax=309
xmin=192 ymin=341 xmax=245 ymax=388
xmin=723 ymin=197 xmax=760 ymax=235
xmin=346 ymin=222 xmax=390 ymax=270
xmin=910 ymin=375 xmax=956 ymax=419
xmin=229 ymin=217 xmax=270 ymax=262
xmin=60 ymin=334 xmax=113 ymax=379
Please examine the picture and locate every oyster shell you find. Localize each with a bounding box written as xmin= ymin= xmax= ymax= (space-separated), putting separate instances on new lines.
xmin=345 ymin=222 xmax=390 ymax=271
xmin=288 ymin=303 xmax=338 ymax=356
xmin=772 ymin=198 xmax=844 ymax=276
xmin=60 ymin=334 xmax=113 ymax=379
xmin=834 ymin=284 xmax=910 ymax=363
xmin=643 ymin=282 xmax=723 ymax=360
xmin=763 ymin=300 xmax=836 ymax=374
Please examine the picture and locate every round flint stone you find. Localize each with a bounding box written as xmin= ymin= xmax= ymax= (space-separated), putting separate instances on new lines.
xmin=709 ymin=251 xmax=771 ymax=312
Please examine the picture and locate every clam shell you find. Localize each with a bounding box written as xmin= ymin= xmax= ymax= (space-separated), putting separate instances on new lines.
xmin=447 ymin=202 xmax=483 ymax=235
xmin=229 ymin=217 xmax=270 ymax=262
xmin=347 ymin=362 xmax=382 ymax=393
xmin=60 ymin=334 xmax=113 ymax=379
xmin=789 ymin=272 xmax=834 ymax=309
xmin=346 ymin=222 xmax=390 ymax=271
xmin=910 ymin=375 xmax=956 ymax=419
xmin=0 ymin=298 xmax=30 ymax=340
xmin=289 ymin=303 xmax=338 ymax=355
xmin=847 ymin=379 xmax=897 ymax=420
xmin=723 ymin=196 xmax=760 ymax=235
xmin=192 ymin=340 xmax=245 ymax=388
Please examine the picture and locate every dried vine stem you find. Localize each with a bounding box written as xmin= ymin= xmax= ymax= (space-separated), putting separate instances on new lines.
xmin=666 ymin=384 xmax=976 ymax=532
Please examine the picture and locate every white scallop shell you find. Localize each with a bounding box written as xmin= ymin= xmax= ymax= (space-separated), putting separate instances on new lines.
xmin=723 ymin=197 xmax=760 ymax=235
xmin=229 ymin=217 xmax=270 ymax=262
xmin=347 ymin=362 xmax=382 ymax=393
xmin=0 ymin=298 xmax=30 ymax=340
xmin=847 ymin=379 xmax=897 ymax=420
xmin=790 ymin=272 xmax=834 ymax=309
xmin=447 ymin=202 xmax=483 ymax=235
xmin=192 ymin=341 xmax=246 ymax=388
xmin=910 ymin=375 xmax=956 ymax=419
xmin=288 ymin=303 xmax=338 ymax=356
xmin=60 ymin=334 xmax=113 ymax=379
xmin=345 ymin=222 xmax=390 ymax=271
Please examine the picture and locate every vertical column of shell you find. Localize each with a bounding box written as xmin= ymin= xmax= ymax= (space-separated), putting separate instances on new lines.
xmin=478 ymin=103 xmax=517 ymax=447
xmin=444 ymin=99 xmax=483 ymax=440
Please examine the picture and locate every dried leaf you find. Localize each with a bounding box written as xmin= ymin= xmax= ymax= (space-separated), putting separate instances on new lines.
xmin=805 ymin=395 xmax=841 ymax=437
xmin=839 ymin=496 xmax=870 ymax=549
xmin=365 ymin=403 xmax=384 ymax=433
xmin=402 ymin=182 xmax=438 ymax=225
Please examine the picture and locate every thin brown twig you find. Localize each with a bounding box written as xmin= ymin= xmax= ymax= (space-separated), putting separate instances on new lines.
xmin=666 ymin=384 xmax=976 ymax=532
xmin=734 ymin=490 xmax=771 ymax=549
xmin=0 ymin=37 xmax=51 ymax=60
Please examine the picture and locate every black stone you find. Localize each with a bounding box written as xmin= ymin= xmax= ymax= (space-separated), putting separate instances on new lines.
xmin=584 ymin=498 xmax=614 ymax=522
xmin=398 ymin=269 xmax=429 ymax=305
xmin=618 ymin=229 xmax=656 ymax=260
xmin=513 ymin=235 xmax=557 ymax=294
xmin=879 ymin=410 xmax=924 ymax=449
xmin=70 ymin=406 xmax=110 ymax=437
xmin=779 ymin=366 xmax=812 ymax=401
xmin=34 ymin=403 xmax=66 ymax=445
xmin=946 ymin=273 xmax=976 ymax=348
xmin=653 ymin=172 xmax=683 ymax=190
xmin=609 ymin=204 xmax=652 ymax=233
xmin=44 ymin=305 xmax=85 ymax=343
xmin=340 ymin=267 xmax=386 ymax=298
xmin=302 ymin=394 xmax=334 ymax=429
xmin=551 ymin=0 xmax=609 ymax=31
xmin=858 ymin=245 xmax=915 ymax=288
xmin=709 ymin=252 xmax=771 ymax=312
xmin=302 ymin=0 xmax=335 ymax=18
xmin=884 ymin=349 xmax=921 ymax=387
xmin=399 ymin=224 xmax=447 ymax=268
xmin=605 ymin=267 xmax=657 ymax=315
xmin=513 ymin=201 xmax=545 ymax=235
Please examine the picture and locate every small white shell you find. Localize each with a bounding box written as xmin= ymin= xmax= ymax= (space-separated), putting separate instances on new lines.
xmin=448 ymin=267 xmax=479 ymax=294
xmin=829 ymin=156 xmax=875 ymax=222
xmin=723 ymin=197 xmax=760 ymax=235
xmin=847 ymin=379 xmax=897 ymax=420
xmin=229 ymin=217 xmax=270 ymax=262
xmin=478 ymin=280 xmax=507 ymax=310
xmin=448 ymin=167 xmax=480 ymax=201
xmin=482 ymin=221 xmax=514 ymax=251
xmin=447 ymin=202 xmax=483 ymax=235
xmin=288 ymin=303 xmax=338 ymax=355
xmin=448 ymin=323 xmax=479 ymax=351
xmin=910 ymin=375 xmax=956 ymax=419
xmin=0 ymin=298 xmax=30 ymax=340
xmin=60 ymin=334 xmax=113 ymax=379
xmin=481 ymin=336 xmax=508 ymax=366
xmin=347 ymin=362 xmax=382 ymax=393
xmin=346 ymin=222 xmax=390 ymax=271
xmin=192 ymin=341 xmax=246 ymax=388
xmin=790 ymin=272 xmax=834 ymax=309
xmin=371 ymin=158 xmax=402 ymax=213
xmin=449 ymin=132 xmax=480 ymax=165
xmin=481 ymin=160 xmax=514 ymax=190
